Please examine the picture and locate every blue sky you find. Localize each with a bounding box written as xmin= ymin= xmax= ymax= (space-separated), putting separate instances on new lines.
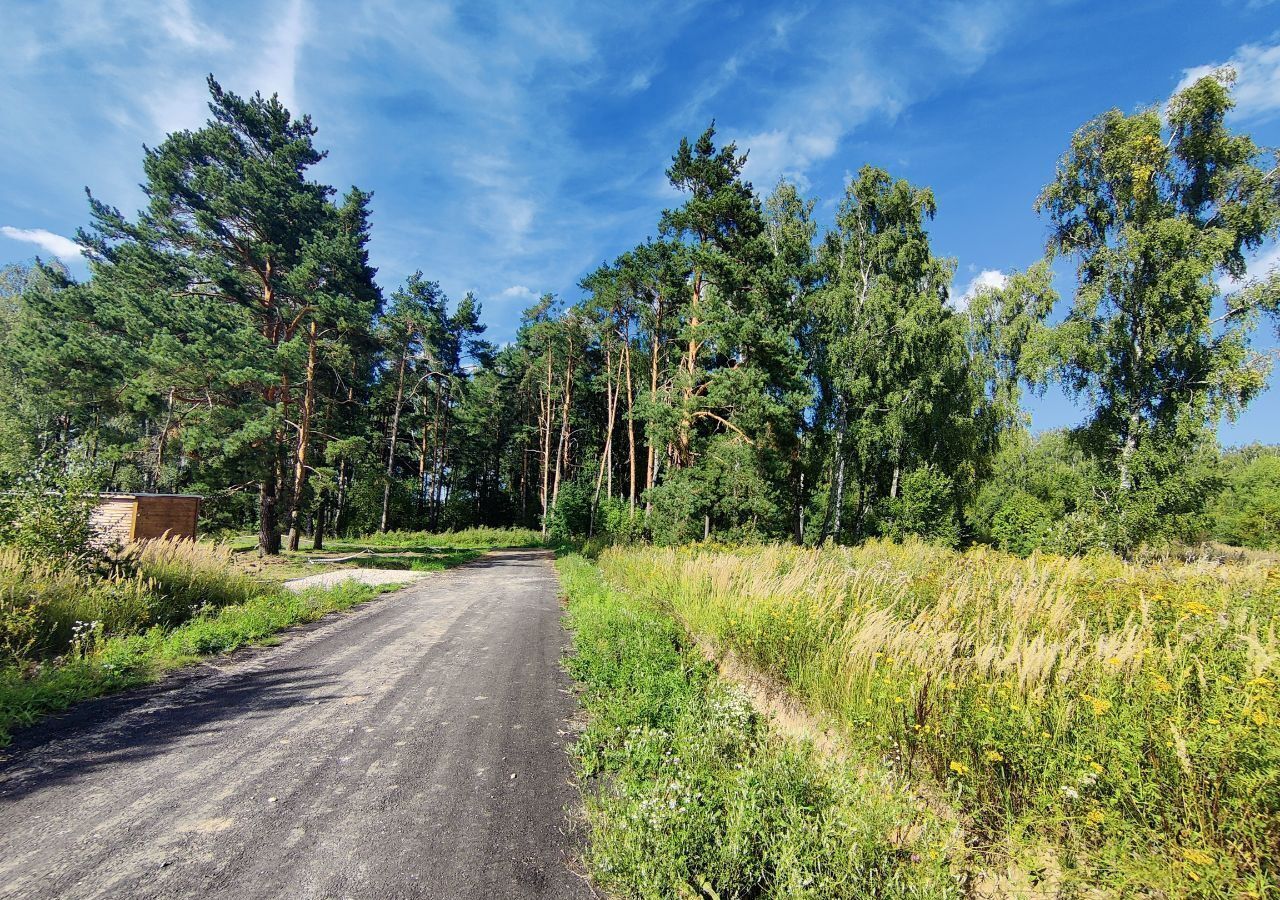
xmin=1 ymin=0 xmax=1278 ymax=444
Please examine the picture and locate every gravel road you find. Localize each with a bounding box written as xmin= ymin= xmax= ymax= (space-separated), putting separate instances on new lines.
xmin=283 ymin=568 xmax=429 ymax=591
xmin=0 ymin=550 xmax=591 ymax=900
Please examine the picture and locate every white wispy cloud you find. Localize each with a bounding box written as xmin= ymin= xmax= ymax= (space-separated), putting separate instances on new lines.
xmin=922 ymin=0 xmax=1014 ymax=72
xmin=160 ymin=0 xmax=229 ymax=49
xmin=0 ymin=226 xmax=83 ymax=261
xmin=1219 ymin=242 xmax=1280 ymax=293
xmin=727 ymin=2 xmax=1020 ymax=190
xmin=256 ymin=0 xmax=309 ymax=111
xmin=1177 ymin=41 xmax=1280 ymax=120
xmin=951 ymin=268 xmax=1007 ymax=311
xmin=500 ymin=285 xmax=538 ymax=302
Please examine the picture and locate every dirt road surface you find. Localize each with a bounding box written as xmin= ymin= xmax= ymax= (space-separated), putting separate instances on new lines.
xmin=0 ymin=550 xmax=591 ymax=900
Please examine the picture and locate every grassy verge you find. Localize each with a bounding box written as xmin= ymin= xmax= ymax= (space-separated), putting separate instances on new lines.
xmin=558 ymin=553 xmax=961 ymax=899
xmin=0 ymin=578 xmax=400 ymax=746
xmin=221 ymin=526 xmax=542 ymax=581
xmin=0 ymin=531 xmax=477 ymax=745
xmin=597 ymin=541 xmax=1280 ymax=896
xmin=236 ymin=547 xmax=483 ymax=582
xmin=223 ymin=525 xmax=545 ymax=556
xmin=340 ymin=526 xmax=545 ymax=551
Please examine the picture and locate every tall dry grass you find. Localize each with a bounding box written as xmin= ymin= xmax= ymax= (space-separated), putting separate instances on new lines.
xmin=0 ymin=539 xmax=272 ymax=664
xmin=599 ymin=540 xmax=1280 ymax=894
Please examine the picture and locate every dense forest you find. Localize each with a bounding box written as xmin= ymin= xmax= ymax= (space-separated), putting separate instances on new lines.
xmin=1 ymin=72 xmax=1278 ymax=556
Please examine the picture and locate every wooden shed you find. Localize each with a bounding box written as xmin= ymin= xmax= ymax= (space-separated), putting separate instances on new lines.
xmin=90 ymin=493 xmax=202 ymax=545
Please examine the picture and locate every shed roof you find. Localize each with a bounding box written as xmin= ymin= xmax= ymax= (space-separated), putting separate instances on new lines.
xmin=98 ymin=492 xmax=204 ymax=500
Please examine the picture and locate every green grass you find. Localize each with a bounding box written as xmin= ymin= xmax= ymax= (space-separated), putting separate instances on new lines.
xmin=332 ymin=526 xmax=545 ymax=551
xmin=558 ymin=553 xmax=960 ymax=899
xmin=223 ymin=526 xmax=545 ymax=555
xmin=597 ymin=541 xmax=1280 ymax=897
xmin=0 ymin=578 xmax=399 ymax=745
xmin=220 ymin=526 xmax=541 ymax=581
xmin=233 ymin=547 xmax=484 ymax=582
xmin=348 ymin=549 xmax=482 ymax=571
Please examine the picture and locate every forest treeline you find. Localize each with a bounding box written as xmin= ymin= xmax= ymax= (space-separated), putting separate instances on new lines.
xmin=1 ymin=72 xmax=1278 ymax=555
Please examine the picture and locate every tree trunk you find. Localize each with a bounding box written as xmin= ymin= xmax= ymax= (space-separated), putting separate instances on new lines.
xmin=380 ymin=352 xmax=408 ymax=532
xmin=594 ymin=341 xmax=619 ymax=510
xmin=417 ymin=414 xmax=430 ymax=520
xmin=624 ymin=335 xmax=637 ymax=512
xmin=539 ymin=349 xmax=554 ymax=536
xmin=431 ymin=383 xmax=451 ymax=530
xmin=550 ymin=352 xmax=573 ymax=519
xmin=676 ymin=270 xmax=703 ymax=468
xmin=258 ymin=464 xmax=281 ymax=556
xmin=1119 ymin=412 xmax=1140 ymax=492
xmin=425 ymin=383 xmax=443 ymax=528
xmin=312 ymin=492 xmax=327 ymax=550
xmin=286 ymin=321 xmax=319 ymax=552
xmin=646 ymin=309 xmax=661 ymax=515
xmin=335 ymin=456 xmax=349 ymax=536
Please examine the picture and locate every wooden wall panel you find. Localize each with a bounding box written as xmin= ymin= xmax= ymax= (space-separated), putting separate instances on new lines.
xmin=133 ymin=497 xmax=200 ymax=541
xmin=89 ymin=498 xmax=137 ymax=546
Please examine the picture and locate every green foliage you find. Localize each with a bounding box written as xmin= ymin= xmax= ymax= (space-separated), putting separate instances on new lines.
xmin=813 ymin=166 xmax=980 ymax=544
xmin=882 ymin=465 xmax=960 ymax=547
xmin=0 ymin=465 xmax=101 ymax=564
xmin=559 ymin=553 xmax=958 ymax=899
xmin=1036 ymin=70 xmax=1280 ymax=549
xmin=596 ymin=497 xmax=646 ymax=544
xmin=549 ymin=477 xmax=593 ymax=543
xmin=989 ymin=491 xmax=1052 ymax=557
xmin=1213 ymin=446 xmax=1280 ymax=550
xmin=4 ymin=71 xmax=1280 ymax=563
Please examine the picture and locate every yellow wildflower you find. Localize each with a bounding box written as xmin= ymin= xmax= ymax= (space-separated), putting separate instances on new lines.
xmin=949 ymin=760 xmax=969 ymax=776
xmin=1182 ymin=847 xmax=1215 ymax=867
xmin=984 ymin=749 xmax=1003 ymax=763
xmin=1082 ymin=694 xmax=1112 ymax=716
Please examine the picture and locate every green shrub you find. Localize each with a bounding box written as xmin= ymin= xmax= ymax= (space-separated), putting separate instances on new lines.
xmin=991 ymin=490 xmax=1052 ymax=556
xmin=548 ymin=478 xmax=593 ymax=542
xmin=1213 ymin=451 xmax=1280 ymax=550
xmin=598 ymin=496 xmax=644 ymax=543
xmin=0 ymin=467 xmax=100 ymax=564
xmin=883 ymin=464 xmax=959 ymax=547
